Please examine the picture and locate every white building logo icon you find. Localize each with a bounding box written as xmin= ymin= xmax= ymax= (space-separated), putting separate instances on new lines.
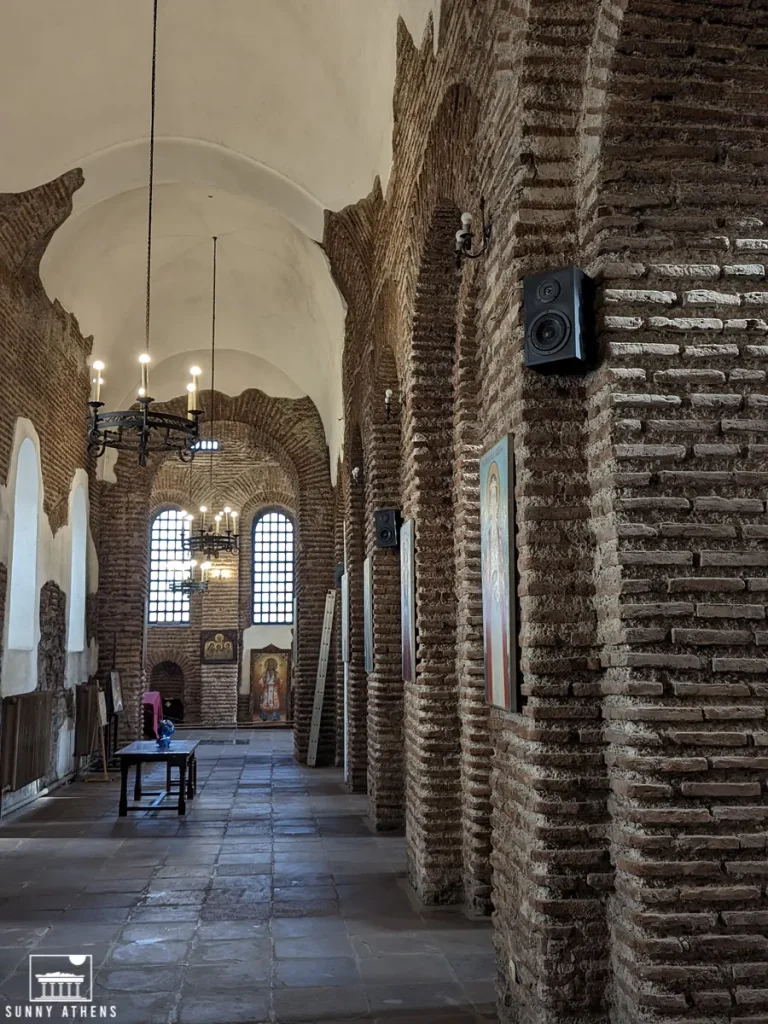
xmin=29 ymin=955 xmax=93 ymax=1003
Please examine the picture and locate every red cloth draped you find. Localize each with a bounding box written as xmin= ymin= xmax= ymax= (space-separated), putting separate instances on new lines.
xmin=142 ymin=690 xmax=163 ymax=738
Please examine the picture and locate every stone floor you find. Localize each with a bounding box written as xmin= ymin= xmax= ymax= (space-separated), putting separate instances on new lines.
xmin=0 ymin=729 xmax=496 ymax=1024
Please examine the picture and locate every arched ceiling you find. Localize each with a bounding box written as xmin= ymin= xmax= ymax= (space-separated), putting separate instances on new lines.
xmin=0 ymin=0 xmax=441 ymax=477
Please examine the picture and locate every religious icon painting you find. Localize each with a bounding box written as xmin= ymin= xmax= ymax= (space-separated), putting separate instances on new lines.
xmin=480 ymin=435 xmax=520 ymax=712
xmin=200 ymin=629 xmax=238 ymax=663
xmin=400 ymin=519 xmax=416 ymax=683
xmin=109 ymin=670 xmax=124 ymax=714
xmin=250 ymin=646 xmax=291 ymax=725
xmin=363 ymin=555 xmax=373 ymax=673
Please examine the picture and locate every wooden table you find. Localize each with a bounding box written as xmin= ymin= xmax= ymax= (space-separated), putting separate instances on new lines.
xmin=115 ymin=740 xmax=199 ymax=816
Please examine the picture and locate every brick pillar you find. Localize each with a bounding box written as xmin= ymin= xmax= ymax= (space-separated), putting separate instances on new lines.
xmin=344 ymin=429 xmax=367 ymax=791
xmin=200 ymin=549 xmax=238 ymax=726
xmin=293 ymin=471 xmax=336 ymax=765
xmin=453 ymin=273 xmax=492 ymax=914
xmin=97 ymin=457 xmax=152 ymax=742
xmin=364 ymin=347 xmax=404 ymax=830
xmin=401 ymin=207 xmax=462 ymax=904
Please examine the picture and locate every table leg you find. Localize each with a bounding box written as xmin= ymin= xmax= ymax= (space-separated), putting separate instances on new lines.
xmin=178 ymin=761 xmax=187 ymax=815
xmin=191 ymin=755 xmax=197 ymax=798
xmin=166 ymin=760 xmax=172 ymax=794
xmin=186 ymin=756 xmax=194 ymax=800
xmin=119 ymin=761 xmax=128 ymax=816
xmin=134 ymin=761 xmax=142 ymax=801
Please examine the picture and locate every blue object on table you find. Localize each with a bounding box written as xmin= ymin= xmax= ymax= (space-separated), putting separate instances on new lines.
xmin=156 ymin=718 xmax=175 ymax=748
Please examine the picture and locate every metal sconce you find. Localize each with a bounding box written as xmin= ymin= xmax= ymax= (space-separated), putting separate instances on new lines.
xmin=455 ymin=197 xmax=491 ymax=268
xmin=385 ymin=389 xmax=393 ymax=421
xmin=351 ymin=466 xmax=362 ymax=485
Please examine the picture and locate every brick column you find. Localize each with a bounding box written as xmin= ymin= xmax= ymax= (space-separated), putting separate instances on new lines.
xmin=453 ymin=273 xmax=491 ymax=914
xmin=200 ymin=549 xmax=238 ymax=726
xmin=401 ymin=207 xmax=462 ymax=904
xmin=343 ymin=430 xmax=368 ymax=791
xmin=96 ymin=457 xmax=152 ymax=742
xmin=363 ymin=347 xmax=404 ymax=830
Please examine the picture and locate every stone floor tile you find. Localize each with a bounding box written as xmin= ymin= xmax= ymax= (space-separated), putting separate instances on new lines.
xmin=366 ymin=982 xmax=471 ymax=1014
xmin=274 ymin=956 xmax=361 ymax=988
xmin=272 ymin=985 xmax=369 ymax=1021
xmin=107 ymin=939 xmax=191 ymax=965
xmin=274 ymin=934 xmax=354 ymax=959
xmin=0 ymin=730 xmax=494 ymax=1019
xmin=177 ymin=990 xmax=270 ymax=1024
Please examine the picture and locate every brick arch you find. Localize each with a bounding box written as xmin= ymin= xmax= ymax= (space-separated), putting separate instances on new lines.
xmin=145 ymin=647 xmax=196 ymax=684
xmin=98 ymin=387 xmax=334 ymax=759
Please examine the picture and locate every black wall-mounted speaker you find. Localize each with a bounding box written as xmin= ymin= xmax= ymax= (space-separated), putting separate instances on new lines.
xmin=523 ymin=266 xmax=595 ymax=374
xmin=334 ymin=563 xmax=344 ymax=588
xmin=374 ymin=509 xmax=401 ymax=549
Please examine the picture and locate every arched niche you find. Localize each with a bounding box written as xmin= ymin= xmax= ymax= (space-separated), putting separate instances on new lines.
xmin=67 ymin=485 xmax=88 ymax=652
xmin=7 ymin=437 xmax=41 ymax=652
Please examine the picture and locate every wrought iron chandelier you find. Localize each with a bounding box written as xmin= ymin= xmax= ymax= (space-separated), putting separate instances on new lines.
xmin=87 ymin=0 xmax=201 ymax=467
xmin=185 ymin=237 xmax=240 ymax=560
xmin=168 ymin=559 xmax=211 ymax=595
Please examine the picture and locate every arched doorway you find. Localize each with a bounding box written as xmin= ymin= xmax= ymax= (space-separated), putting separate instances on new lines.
xmin=150 ymin=660 xmax=185 ymax=724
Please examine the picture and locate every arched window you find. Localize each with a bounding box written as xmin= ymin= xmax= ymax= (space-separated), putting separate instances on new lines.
xmin=7 ymin=437 xmax=40 ymax=650
xmin=252 ymin=509 xmax=294 ymax=624
xmin=67 ymin=485 xmax=88 ymax=652
xmin=148 ymin=509 xmax=191 ymax=625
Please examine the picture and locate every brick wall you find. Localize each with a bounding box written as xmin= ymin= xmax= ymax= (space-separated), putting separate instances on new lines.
xmin=97 ymin=398 xmax=335 ymax=761
xmin=325 ymin=1 xmax=768 ymax=1021
xmin=0 ymin=171 xmax=96 ymax=794
xmin=146 ymin=440 xmax=295 ymax=727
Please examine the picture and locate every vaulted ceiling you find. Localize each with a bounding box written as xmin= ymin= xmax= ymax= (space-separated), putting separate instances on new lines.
xmin=0 ymin=0 xmax=440 ymax=475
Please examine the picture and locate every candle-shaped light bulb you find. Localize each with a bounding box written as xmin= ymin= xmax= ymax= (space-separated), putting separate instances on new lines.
xmin=91 ymin=360 xmax=105 ymax=403
xmin=223 ymin=506 xmax=231 ymax=531
xmin=215 ymin=514 xmax=222 ymax=535
xmin=138 ymin=386 xmax=146 ymax=398
xmin=139 ymin=352 xmax=150 ymax=395
xmin=187 ymin=381 xmax=197 ymax=418
xmin=189 ymin=365 xmax=202 ymax=377
xmin=199 ymin=505 xmax=207 ymax=530
xmin=231 ymin=511 xmax=238 ymax=533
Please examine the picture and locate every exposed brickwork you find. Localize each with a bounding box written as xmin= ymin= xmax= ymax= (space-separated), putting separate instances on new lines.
xmin=0 ymin=171 xmax=94 ymax=789
xmin=146 ymin=440 xmax=295 ymax=727
xmin=97 ymin=399 xmax=334 ymax=760
xmin=362 ymin=337 xmax=404 ymax=830
xmin=326 ymin=0 xmax=768 ymax=1020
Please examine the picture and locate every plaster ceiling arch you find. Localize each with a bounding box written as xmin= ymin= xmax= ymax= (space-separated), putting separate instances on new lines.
xmin=43 ymin=184 xmax=346 ymax=463
xmin=1 ymin=0 xmax=443 ymax=476
xmin=0 ymin=0 xmax=441 ymax=210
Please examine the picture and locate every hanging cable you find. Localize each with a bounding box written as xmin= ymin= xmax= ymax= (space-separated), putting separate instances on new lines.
xmin=144 ymin=0 xmax=159 ymax=355
xmin=209 ymin=236 xmax=218 ymax=490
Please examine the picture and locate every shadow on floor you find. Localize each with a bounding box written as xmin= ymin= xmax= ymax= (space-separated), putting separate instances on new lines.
xmin=0 ymin=728 xmax=497 ymax=1023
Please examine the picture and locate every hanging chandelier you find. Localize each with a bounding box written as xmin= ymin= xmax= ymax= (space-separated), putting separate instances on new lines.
xmin=87 ymin=0 xmax=201 ymax=467
xmin=168 ymin=558 xmax=211 ymax=595
xmin=185 ymin=237 xmax=239 ymax=559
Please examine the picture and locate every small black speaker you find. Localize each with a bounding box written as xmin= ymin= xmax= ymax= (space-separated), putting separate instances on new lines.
xmin=334 ymin=562 xmax=344 ymax=588
xmin=523 ymin=266 xmax=595 ymax=374
xmin=374 ymin=509 xmax=401 ymax=549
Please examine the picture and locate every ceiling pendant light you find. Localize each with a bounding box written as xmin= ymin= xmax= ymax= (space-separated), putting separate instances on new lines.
xmin=168 ymin=558 xmax=211 ymax=595
xmin=87 ymin=0 xmax=201 ymax=467
xmin=186 ymin=237 xmax=239 ymax=559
